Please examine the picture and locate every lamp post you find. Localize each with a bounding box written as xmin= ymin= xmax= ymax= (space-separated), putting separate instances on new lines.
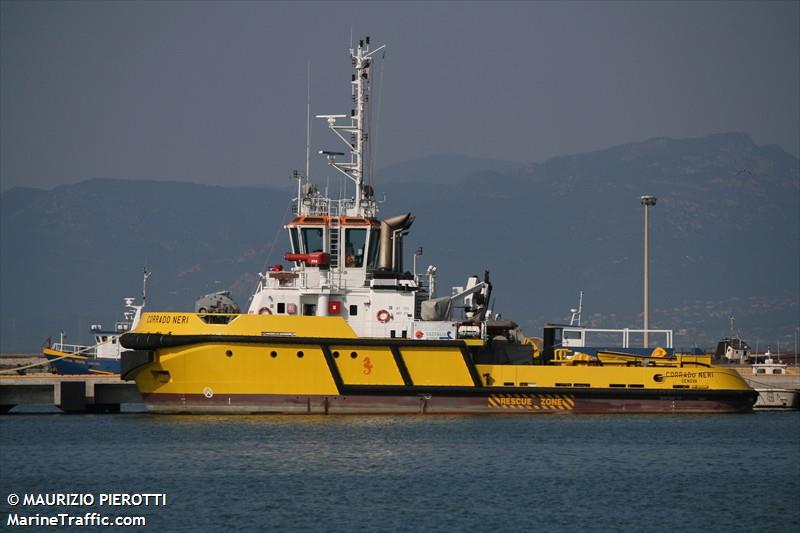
xmin=641 ymin=195 xmax=657 ymax=348
xmin=413 ymin=247 xmax=423 ymax=282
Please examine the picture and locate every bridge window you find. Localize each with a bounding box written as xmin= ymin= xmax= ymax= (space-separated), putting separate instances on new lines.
xmin=345 ymin=229 xmax=367 ymax=267
xmin=367 ymin=230 xmax=380 ymax=269
xmin=302 ymin=227 xmax=323 ymax=253
xmin=289 ymin=228 xmax=300 ymax=253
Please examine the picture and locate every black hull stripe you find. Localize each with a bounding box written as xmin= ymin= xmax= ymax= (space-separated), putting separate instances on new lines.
xmin=121 ymin=333 xmax=469 ymax=350
xmin=390 ymin=345 xmax=414 ymax=386
xmin=459 ymin=345 xmax=484 ymax=387
xmin=320 ymin=344 xmax=344 ymax=394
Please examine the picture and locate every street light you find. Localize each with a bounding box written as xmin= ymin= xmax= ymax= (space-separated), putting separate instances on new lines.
xmin=413 ymin=247 xmax=423 ymax=281
xmin=641 ymin=195 xmax=657 ymax=347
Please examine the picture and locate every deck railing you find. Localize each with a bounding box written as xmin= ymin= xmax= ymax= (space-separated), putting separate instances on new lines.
xmin=51 ymin=342 xmax=96 ymax=356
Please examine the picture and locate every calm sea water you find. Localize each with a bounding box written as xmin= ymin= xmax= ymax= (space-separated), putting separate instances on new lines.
xmin=1 ymin=412 xmax=798 ymax=532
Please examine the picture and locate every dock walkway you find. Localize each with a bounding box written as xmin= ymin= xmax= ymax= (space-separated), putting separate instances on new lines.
xmin=0 ymin=374 xmax=141 ymax=413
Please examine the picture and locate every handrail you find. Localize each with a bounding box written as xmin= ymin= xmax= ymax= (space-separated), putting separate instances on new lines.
xmin=52 ymin=342 xmax=96 ymax=355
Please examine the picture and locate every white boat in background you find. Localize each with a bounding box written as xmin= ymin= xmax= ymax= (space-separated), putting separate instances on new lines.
xmin=752 ymin=388 xmax=798 ymax=409
xmin=751 ymin=350 xmax=788 ymax=375
xmin=745 ymin=351 xmax=799 ymax=410
xmin=715 ymin=335 xmax=751 ymax=364
xmin=42 ymin=271 xmax=149 ymax=375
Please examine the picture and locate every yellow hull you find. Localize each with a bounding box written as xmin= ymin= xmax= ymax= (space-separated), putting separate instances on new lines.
xmin=121 ymin=313 xmax=756 ymax=414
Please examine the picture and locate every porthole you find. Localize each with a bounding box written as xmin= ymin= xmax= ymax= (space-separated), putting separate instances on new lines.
xmin=270 ymin=351 xmax=278 ymax=358
xmin=297 ymin=351 xmax=304 ymax=358
xmin=350 ymin=351 xmax=358 ymax=359
xmin=332 ymin=351 xmax=340 ymax=358
xmin=225 ymin=350 xmax=233 ymax=357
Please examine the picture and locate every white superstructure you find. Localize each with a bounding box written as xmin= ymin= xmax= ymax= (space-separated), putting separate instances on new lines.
xmin=247 ymin=37 xmax=491 ymax=341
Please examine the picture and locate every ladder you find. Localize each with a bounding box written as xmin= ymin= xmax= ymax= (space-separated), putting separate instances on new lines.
xmin=329 ymin=217 xmax=340 ymax=269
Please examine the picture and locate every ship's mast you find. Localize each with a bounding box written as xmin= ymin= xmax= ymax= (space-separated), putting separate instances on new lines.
xmin=141 ymin=267 xmax=150 ymax=305
xmin=569 ymin=291 xmax=583 ymax=327
xmin=317 ymin=36 xmax=385 ymax=217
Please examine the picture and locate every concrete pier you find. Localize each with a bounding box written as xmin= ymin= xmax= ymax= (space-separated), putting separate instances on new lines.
xmin=0 ymin=374 xmax=142 ymax=413
xmin=735 ymin=368 xmax=800 ymax=410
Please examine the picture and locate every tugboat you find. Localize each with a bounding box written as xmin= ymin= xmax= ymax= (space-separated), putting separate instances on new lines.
xmin=120 ymin=37 xmax=756 ymax=414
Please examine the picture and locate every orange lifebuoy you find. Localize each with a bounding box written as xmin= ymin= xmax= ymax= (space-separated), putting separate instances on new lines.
xmin=376 ymin=309 xmax=392 ymax=323
xmin=258 ymin=307 xmax=272 ymax=315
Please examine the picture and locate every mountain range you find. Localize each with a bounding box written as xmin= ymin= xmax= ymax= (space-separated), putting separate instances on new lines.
xmin=1 ymin=132 xmax=798 ymax=352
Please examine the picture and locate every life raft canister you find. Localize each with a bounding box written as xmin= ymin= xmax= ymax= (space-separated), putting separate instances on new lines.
xmin=258 ymin=307 xmax=272 ymax=315
xmin=376 ymin=309 xmax=392 ymax=323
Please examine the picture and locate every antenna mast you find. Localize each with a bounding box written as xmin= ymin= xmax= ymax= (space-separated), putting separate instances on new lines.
xmin=316 ymin=36 xmax=385 ymax=217
xmin=569 ymin=291 xmax=583 ymax=327
xmin=142 ymin=267 xmax=151 ymax=304
xmin=305 ymin=61 xmax=311 ymax=181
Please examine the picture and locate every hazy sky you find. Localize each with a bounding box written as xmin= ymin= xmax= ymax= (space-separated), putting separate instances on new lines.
xmin=1 ymin=1 xmax=798 ymax=192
